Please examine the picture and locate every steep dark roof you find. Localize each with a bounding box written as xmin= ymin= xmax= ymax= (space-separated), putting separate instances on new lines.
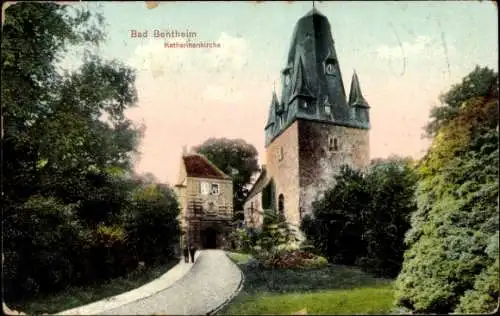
xmin=348 ymin=71 xmax=370 ymax=108
xmin=265 ymin=91 xmax=279 ymax=129
xmin=265 ymin=8 xmax=370 ymax=147
xmin=183 ymin=154 xmax=231 ymax=180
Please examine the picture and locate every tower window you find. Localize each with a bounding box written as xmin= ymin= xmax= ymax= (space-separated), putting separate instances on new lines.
xmin=277 ymin=146 xmax=284 ymax=161
xmin=325 ymin=105 xmax=331 ymax=115
xmin=278 ymin=194 xmax=284 ymax=216
xmin=329 ymin=137 xmax=339 ymax=151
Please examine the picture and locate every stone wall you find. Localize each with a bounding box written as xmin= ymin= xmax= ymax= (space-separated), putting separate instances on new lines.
xmin=243 ymin=193 xmax=264 ymax=228
xmin=298 ymin=119 xmax=370 ymax=215
xmin=266 ymin=121 xmax=301 ymax=226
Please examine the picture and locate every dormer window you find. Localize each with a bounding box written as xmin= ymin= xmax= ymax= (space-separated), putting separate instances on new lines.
xmin=325 ymin=61 xmax=337 ymax=75
xmin=284 ymin=74 xmax=291 ymax=86
xmin=325 ymin=105 xmax=331 ymax=115
xmin=279 ymin=116 xmax=284 ymax=128
xmin=282 ymin=67 xmax=292 ymax=86
xmin=324 ymin=97 xmax=332 ymax=115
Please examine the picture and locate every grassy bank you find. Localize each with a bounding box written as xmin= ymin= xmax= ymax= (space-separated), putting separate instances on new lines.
xmin=220 ymin=252 xmax=395 ymax=315
xmin=8 ymin=260 xmax=178 ymax=315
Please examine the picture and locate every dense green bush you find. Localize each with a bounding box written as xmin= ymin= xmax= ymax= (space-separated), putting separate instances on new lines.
xmin=394 ymin=66 xmax=499 ymax=313
xmin=301 ymin=158 xmax=417 ymax=278
xmin=3 ymin=196 xmax=84 ymax=300
xmin=123 ymin=183 xmax=181 ymax=265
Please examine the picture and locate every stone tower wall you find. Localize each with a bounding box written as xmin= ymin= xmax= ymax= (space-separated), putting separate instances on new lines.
xmin=298 ymin=120 xmax=370 ymax=216
xmin=265 ymin=121 xmax=301 ymax=226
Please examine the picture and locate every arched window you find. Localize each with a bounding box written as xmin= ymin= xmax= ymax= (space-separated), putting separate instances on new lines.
xmin=278 ymin=194 xmax=284 ymax=215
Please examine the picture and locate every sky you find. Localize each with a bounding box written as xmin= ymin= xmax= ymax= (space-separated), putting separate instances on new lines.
xmin=64 ymin=1 xmax=498 ymax=185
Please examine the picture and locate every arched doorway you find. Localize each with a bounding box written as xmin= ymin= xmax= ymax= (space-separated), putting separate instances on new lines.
xmin=202 ymin=227 xmax=217 ymax=249
xmin=278 ymin=194 xmax=284 ymax=216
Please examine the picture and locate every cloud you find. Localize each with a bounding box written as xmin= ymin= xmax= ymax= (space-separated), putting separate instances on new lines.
xmin=205 ymin=32 xmax=248 ymax=73
xmin=375 ymin=35 xmax=455 ymax=60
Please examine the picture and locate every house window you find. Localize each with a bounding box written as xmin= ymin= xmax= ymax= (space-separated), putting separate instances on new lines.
xmin=303 ymin=100 xmax=309 ymax=108
xmin=200 ymin=182 xmax=210 ymax=195
xmin=211 ymin=183 xmax=220 ymax=195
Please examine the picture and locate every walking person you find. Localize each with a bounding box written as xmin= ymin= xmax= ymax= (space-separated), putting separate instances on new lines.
xmin=183 ymin=244 xmax=189 ymax=263
xmin=189 ymin=244 xmax=197 ymax=263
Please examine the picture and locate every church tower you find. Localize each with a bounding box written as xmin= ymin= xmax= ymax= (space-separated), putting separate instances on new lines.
xmin=263 ymin=8 xmax=370 ymax=226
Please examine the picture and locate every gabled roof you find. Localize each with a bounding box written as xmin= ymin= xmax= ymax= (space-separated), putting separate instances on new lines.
xmin=182 ymin=154 xmax=231 ymax=180
xmin=245 ymin=168 xmax=271 ymax=202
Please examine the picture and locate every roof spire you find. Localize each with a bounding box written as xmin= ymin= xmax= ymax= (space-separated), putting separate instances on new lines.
xmin=348 ymin=70 xmax=369 ymax=108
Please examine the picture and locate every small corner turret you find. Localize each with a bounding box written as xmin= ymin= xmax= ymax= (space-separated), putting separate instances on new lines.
xmin=348 ymin=70 xmax=370 ymax=128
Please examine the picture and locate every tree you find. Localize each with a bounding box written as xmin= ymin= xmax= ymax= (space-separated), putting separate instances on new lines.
xmin=1 ymin=2 xmax=179 ymax=304
xmin=123 ymin=183 xmax=180 ymax=265
xmin=192 ymin=138 xmax=260 ymax=218
xmin=394 ymin=67 xmax=499 ymax=313
xmin=301 ymin=158 xmax=418 ymax=278
xmin=425 ymin=66 xmax=498 ymax=137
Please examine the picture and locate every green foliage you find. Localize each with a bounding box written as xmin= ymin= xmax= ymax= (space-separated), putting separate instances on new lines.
xmin=302 ymin=158 xmax=417 ymax=277
xmin=192 ymin=138 xmax=260 ymax=218
xmin=235 ymin=209 xmax=297 ymax=268
xmin=394 ymin=66 xmax=499 ymax=313
xmin=1 ymin=2 xmax=180 ymax=303
xmin=123 ymin=184 xmax=181 ymax=265
xmin=3 ymin=196 xmax=84 ymax=299
xmin=425 ymin=65 xmax=498 ymax=137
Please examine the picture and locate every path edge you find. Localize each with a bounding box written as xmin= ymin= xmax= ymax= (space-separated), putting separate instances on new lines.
xmin=206 ymin=252 xmax=246 ymax=316
xmin=56 ymin=257 xmax=196 ymax=315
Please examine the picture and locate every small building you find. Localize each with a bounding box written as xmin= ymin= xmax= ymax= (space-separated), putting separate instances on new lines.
xmin=174 ymin=150 xmax=233 ymax=250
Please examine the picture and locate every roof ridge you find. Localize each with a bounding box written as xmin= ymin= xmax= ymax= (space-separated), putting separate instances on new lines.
xmin=183 ymin=153 xmax=231 ymax=179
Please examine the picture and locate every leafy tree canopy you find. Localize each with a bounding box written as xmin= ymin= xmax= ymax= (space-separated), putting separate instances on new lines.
xmin=395 ymin=66 xmax=499 ymax=313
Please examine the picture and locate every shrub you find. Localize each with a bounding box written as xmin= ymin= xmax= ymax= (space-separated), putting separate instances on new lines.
xmin=3 ymin=196 xmax=84 ymax=300
xmin=260 ymin=250 xmax=328 ymax=269
xmin=123 ymin=184 xmax=180 ymax=265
